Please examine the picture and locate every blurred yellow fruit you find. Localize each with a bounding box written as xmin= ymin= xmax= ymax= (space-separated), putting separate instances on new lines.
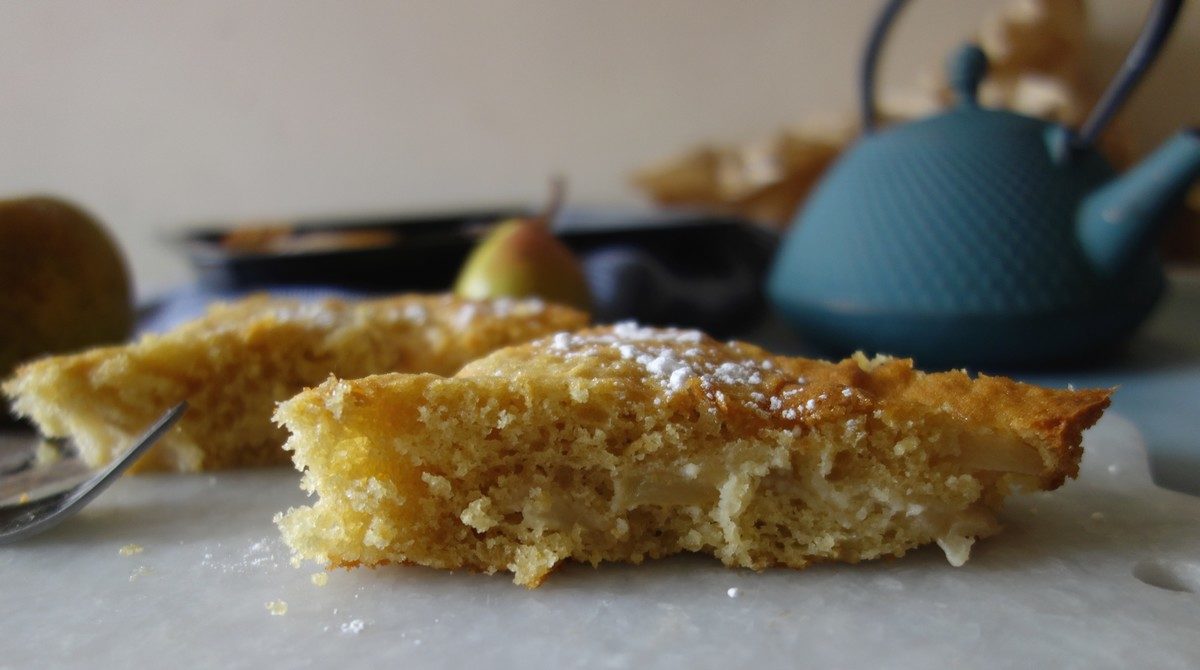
xmin=454 ymin=216 xmax=591 ymax=312
xmin=0 ymin=196 xmax=134 ymax=380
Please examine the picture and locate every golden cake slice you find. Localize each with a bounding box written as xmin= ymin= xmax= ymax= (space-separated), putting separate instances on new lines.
xmin=274 ymin=324 xmax=1110 ymax=587
xmin=4 ymin=294 xmax=586 ymax=472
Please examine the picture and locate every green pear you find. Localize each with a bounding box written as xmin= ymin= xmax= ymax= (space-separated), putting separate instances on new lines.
xmin=454 ymin=216 xmax=591 ymax=310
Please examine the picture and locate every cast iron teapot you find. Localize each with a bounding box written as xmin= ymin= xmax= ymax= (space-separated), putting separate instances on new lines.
xmin=767 ymin=0 xmax=1199 ymax=368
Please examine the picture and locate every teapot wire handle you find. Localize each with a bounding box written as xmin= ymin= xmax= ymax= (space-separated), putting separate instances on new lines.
xmin=860 ymin=0 xmax=1185 ymax=148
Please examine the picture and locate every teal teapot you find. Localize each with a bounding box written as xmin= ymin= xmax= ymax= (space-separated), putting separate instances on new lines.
xmin=767 ymin=0 xmax=1200 ymax=368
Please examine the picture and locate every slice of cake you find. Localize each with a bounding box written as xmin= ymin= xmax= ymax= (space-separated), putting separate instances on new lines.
xmin=4 ymin=294 xmax=586 ymax=472
xmin=274 ymin=324 xmax=1110 ymax=587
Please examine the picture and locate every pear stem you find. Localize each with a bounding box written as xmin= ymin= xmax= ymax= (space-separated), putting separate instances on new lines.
xmin=537 ymin=176 xmax=567 ymax=230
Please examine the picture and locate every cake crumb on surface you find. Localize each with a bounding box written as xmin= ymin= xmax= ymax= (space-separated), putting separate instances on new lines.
xmin=128 ymin=566 xmax=152 ymax=582
xmin=34 ymin=440 xmax=62 ymax=466
xmin=341 ymin=619 xmax=365 ymax=634
xmin=726 ymin=587 xmax=741 ymax=598
xmin=266 ymin=600 xmax=288 ymax=616
xmin=311 ymin=572 xmax=329 ymax=587
xmin=118 ymin=544 xmax=144 ymax=556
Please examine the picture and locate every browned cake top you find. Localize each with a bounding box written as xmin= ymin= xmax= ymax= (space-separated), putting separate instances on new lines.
xmin=461 ymin=322 xmax=809 ymax=420
xmin=459 ymin=323 xmax=1112 ymax=485
xmin=10 ymin=293 xmax=585 ymax=379
xmin=171 ymin=292 xmax=571 ymax=341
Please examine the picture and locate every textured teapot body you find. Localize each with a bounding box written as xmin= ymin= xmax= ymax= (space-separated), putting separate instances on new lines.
xmin=767 ymin=106 xmax=1167 ymax=368
xmin=767 ymin=1 xmax=1196 ymax=369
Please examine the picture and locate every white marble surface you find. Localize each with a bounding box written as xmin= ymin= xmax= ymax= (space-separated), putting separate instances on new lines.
xmin=2 ymin=412 xmax=1198 ymax=669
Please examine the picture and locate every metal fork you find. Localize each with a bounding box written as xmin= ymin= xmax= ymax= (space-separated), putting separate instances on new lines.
xmin=0 ymin=402 xmax=187 ymax=545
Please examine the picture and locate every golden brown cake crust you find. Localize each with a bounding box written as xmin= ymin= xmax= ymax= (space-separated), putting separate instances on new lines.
xmin=771 ymin=355 xmax=1110 ymax=489
xmin=459 ymin=328 xmax=1110 ymax=485
xmin=276 ymin=324 xmax=1110 ymax=587
xmin=4 ymin=294 xmax=587 ymax=472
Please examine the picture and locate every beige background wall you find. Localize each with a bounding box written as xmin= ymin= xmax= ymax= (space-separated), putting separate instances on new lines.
xmin=0 ymin=1 xmax=1196 ymax=295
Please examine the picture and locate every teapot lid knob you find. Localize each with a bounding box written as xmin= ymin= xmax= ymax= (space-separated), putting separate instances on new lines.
xmin=948 ymin=43 xmax=988 ymax=106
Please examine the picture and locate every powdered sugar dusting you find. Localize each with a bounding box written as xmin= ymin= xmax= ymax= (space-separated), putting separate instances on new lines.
xmin=548 ymin=321 xmax=708 ymax=356
xmin=541 ymin=322 xmax=845 ymax=417
xmin=377 ymin=302 xmax=429 ymax=325
xmin=267 ymin=300 xmax=340 ymax=328
xmin=668 ymin=367 xmax=693 ymax=391
xmin=491 ymin=296 xmax=545 ymax=317
xmin=551 ymin=332 xmax=573 ymax=350
xmin=642 ymin=350 xmax=695 ymax=391
xmin=453 ymin=303 xmax=480 ymax=330
xmin=200 ymin=537 xmax=286 ymax=574
xmin=457 ymin=298 xmax=546 ymax=329
xmin=712 ymin=361 xmax=762 ymax=386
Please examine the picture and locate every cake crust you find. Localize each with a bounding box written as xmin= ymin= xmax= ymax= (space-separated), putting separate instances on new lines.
xmin=4 ymin=294 xmax=586 ymax=472
xmin=275 ymin=324 xmax=1110 ymax=586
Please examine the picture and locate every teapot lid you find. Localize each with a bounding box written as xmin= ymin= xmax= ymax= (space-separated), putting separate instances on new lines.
xmin=872 ymin=43 xmax=1092 ymax=168
xmin=946 ymin=44 xmax=987 ymax=109
xmin=860 ymin=0 xmax=1186 ymax=149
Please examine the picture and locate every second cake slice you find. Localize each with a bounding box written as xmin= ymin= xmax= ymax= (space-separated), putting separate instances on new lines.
xmin=4 ymin=294 xmax=586 ymax=471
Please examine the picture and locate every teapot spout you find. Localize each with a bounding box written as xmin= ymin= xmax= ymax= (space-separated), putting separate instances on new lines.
xmin=1079 ymin=128 xmax=1200 ymax=276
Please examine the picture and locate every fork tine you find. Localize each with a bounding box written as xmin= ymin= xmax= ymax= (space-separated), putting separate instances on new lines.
xmin=0 ymin=402 xmax=188 ymax=544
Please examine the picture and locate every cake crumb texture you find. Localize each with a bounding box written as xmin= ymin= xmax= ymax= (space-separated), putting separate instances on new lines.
xmin=275 ymin=324 xmax=1110 ymax=587
xmin=4 ymin=294 xmax=585 ymax=472
xmin=118 ymin=543 xmax=144 ymax=556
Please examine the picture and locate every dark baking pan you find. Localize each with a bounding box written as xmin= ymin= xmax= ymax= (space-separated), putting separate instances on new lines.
xmin=180 ymin=207 xmax=778 ymax=336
